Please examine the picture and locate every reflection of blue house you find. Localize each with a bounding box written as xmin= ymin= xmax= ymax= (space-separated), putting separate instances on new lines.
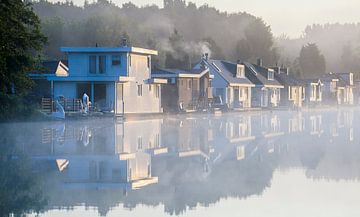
xmin=31 ymin=46 xmax=165 ymax=115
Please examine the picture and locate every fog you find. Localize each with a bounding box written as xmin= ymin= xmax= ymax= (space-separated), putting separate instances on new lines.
xmin=1 ymin=108 xmax=360 ymax=216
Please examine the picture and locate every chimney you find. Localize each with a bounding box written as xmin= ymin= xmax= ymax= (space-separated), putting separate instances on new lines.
xmin=200 ymin=61 xmax=207 ymax=70
xmin=204 ymin=53 xmax=209 ymax=61
xmin=121 ymin=38 xmax=128 ymax=47
xmin=272 ymin=67 xmax=281 ymax=74
xmin=257 ymin=58 xmax=263 ymax=67
xmin=281 ymin=67 xmax=289 ymax=75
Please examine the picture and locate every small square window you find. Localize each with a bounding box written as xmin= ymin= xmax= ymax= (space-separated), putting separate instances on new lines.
xmin=112 ymin=56 xmax=121 ymax=66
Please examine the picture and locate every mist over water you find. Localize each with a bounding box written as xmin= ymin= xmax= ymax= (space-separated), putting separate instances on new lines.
xmin=1 ymin=108 xmax=360 ymax=216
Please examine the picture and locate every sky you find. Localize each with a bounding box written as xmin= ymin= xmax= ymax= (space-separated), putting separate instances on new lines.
xmin=50 ymin=0 xmax=360 ymax=38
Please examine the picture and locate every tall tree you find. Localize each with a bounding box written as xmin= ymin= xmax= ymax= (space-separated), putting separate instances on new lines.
xmin=0 ymin=0 xmax=46 ymax=119
xmin=299 ymin=43 xmax=326 ymax=77
xmin=232 ymin=18 xmax=278 ymax=65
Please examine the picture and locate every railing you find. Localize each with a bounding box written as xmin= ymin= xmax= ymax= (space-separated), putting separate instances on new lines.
xmin=41 ymin=98 xmax=83 ymax=113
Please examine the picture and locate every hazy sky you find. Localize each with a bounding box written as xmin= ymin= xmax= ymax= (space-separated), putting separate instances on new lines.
xmin=50 ymin=0 xmax=360 ymax=37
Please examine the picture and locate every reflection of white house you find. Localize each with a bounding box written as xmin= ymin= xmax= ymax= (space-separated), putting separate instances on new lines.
xmin=32 ymin=46 xmax=165 ymax=115
xmin=260 ymin=113 xmax=284 ymax=138
xmin=225 ymin=115 xmax=255 ymax=143
xmin=115 ymin=119 xmax=167 ymax=157
xmin=309 ymin=115 xmax=323 ymax=136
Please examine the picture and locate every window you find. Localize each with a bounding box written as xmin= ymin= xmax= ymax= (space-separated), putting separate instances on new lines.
xmin=129 ymin=55 xmax=132 ymax=66
xmin=99 ymin=56 xmax=106 ymax=74
xmin=137 ymin=137 xmax=143 ymax=150
xmin=137 ymin=84 xmax=142 ymax=96
xmin=350 ymin=73 xmax=354 ymax=85
xmin=112 ymin=55 xmax=121 ymax=66
xmin=236 ymin=64 xmax=245 ymax=78
xmin=188 ymin=80 xmax=192 ymax=89
xmin=268 ymin=69 xmax=274 ymax=80
xmin=312 ymin=85 xmax=316 ymax=99
xmin=89 ymin=56 xmax=96 ymax=74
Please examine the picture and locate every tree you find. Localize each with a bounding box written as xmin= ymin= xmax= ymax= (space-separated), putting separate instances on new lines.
xmin=0 ymin=0 xmax=46 ymax=120
xmin=233 ymin=18 xmax=278 ymax=66
xmin=341 ymin=44 xmax=360 ymax=78
xmin=299 ymin=43 xmax=326 ymax=77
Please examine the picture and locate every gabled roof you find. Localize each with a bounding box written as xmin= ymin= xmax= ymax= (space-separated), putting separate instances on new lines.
xmin=274 ymin=72 xmax=304 ymax=86
xmin=152 ymin=68 xmax=209 ymax=78
xmin=320 ymin=73 xmax=350 ymax=87
xmin=302 ymin=78 xmax=323 ymax=85
xmin=202 ymin=59 xmax=254 ymax=87
xmin=244 ymin=63 xmax=283 ymax=88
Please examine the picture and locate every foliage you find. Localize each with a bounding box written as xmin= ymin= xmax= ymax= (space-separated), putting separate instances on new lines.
xmin=298 ymin=43 xmax=326 ymax=77
xmin=32 ymin=0 xmax=280 ymax=67
xmin=0 ymin=0 xmax=46 ymax=121
xmin=234 ymin=18 xmax=279 ymax=65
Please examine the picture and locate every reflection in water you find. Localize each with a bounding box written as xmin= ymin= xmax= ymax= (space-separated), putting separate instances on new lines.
xmin=1 ymin=108 xmax=360 ymax=216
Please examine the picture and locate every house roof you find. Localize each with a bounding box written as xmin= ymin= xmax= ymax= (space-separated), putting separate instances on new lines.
xmin=301 ymin=78 xmax=323 ymax=85
xmin=152 ymin=68 xmax=209 ymax=78
xmin=61 ymin=46 xmax=158 ymax=55
xmin=244 ymin=63 xmax=283 ymax=88
xmin=202 ymin=59 xmax=254 ymax=87
xmin=30 ymin=60 xmax=68 ymax=75
xmin=274 ymin=71 xmax=304 ymax=86
xmin=320 ymin=73 xmax=349 ymax=87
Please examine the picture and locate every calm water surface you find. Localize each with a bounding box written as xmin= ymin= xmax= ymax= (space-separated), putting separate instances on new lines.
xmin=1 ymin=109 xmax=360 ymax=217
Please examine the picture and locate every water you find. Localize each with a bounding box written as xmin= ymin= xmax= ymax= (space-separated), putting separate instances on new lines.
xmin=1 ymin=109 xmax=360 ymax=217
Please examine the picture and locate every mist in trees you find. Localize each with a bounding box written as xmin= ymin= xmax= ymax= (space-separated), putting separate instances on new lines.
xmin=31 ymin=0 xmax=279 ymax=68
xmin=29 ymin=0 xmax=360 ymax=78
xmin=277 ymin=23 xmax=360 ymax=78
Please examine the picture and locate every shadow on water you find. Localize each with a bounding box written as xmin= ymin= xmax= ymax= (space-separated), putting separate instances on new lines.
xmin=1 ymin=108 xmax=360 ymax=216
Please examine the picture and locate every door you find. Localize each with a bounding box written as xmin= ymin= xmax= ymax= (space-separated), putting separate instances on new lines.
xmin=234 ymin=88 xmax=240 ymax=108
xmin=116 ymin=83 xmax=124 ymax=115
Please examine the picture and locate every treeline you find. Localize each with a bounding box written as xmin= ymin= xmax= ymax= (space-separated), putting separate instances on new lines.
xmin=32 ymin=0 xmax=278 ymax=68
xmin=277 ymin=23 xmax=360 ymax=78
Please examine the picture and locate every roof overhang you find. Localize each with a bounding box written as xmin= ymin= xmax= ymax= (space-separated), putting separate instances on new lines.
xmin=264 ymin=84 xmax=285 ymax=89
xmin=146 ymin=78 xmax=168 ymax=84
xmin=152 ymin=69 xmax=209 ymax=79
xmin=119 ymin=76 xmax=135 ymax=82
xmin=229 ymin=83 xmax=255 ymax=87
xmin=61 ymin=46 xmax=158 ymax=56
